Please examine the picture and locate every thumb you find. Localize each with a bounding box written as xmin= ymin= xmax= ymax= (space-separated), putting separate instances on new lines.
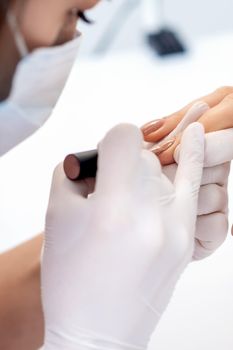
xmin=95 ymin=124 xmax=143 ymax=194
xmin=45 ymin=164 xmax=94 ymax=244
xmin=175 ymin=123 xmax=205 ymax=231
xmin=174 ymin=128 xmax=233 ymax=167
xmin=163 ymin=101 xmax=209 ymax=142
xmin=48 ymin=163 xmax=95 ymax=208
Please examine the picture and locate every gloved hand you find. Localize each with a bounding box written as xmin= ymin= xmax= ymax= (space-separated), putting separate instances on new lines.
xmin=163 ymin=162 xmax=229 ymax=260
xmin=42 ymin=122 xmax=205 ymax=350
xmin=163 ymin=129 xmax=232 ymax=260
xmin=144 ymin=103 xmax=231 ymax=260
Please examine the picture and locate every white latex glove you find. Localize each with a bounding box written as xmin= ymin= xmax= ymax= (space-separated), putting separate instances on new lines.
xmin=42 ymin=122 xmax=204 ymax=350
xmin=173 ymin=130 xmax=233 ymax=260
xmin=163 ymin=160 xmax=229 ymax=260
xmin=158 ymin=103 xmax=232 ymax=260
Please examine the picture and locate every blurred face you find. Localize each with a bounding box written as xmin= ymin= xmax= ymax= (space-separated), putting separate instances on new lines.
xmin=0 ymin=0 xmax=100 ymax=100
xmin=15 ymin=0 xmax=100 ymax=49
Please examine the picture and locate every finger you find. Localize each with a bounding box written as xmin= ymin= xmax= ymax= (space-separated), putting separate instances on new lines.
xmin=95 ymin=124 xmax=143 ymax=194
xmin=197 ymin=92 xmax=233 ymax=133
xmin=140 ymin=150 xmax=174 ymax=200
xmin=162 ymin=163 xmax=177 ymax=182
xmin=142 ymin=86 xmax=233 ymax=143
xmin=140 ymin=149 xmax=162 ymax=177
xmin=171 ymin=94 xmax=233 ymax=167
xmin=193 ymin=212 xmax=228 ymax=260
xmin=160 ymin=127 xmax=233 ymax=167
xmin=174 ymin=129 xmax=233 ymax=167
xmin=155 ymin=136 xmax=180 ymax=165
xmin=163 ymin=166 xmax=229 ymax=218
xmin=201 ymin=163 xmax=230 ymax=186
xmin=175 ymin=123 xmax=204 ymax=193
xmin=49 ymin=163 xmax=95 ymax=203
xmin=163 ymin=102 xmax=209 ymax=141
xmin=163 ymin=162 xmax=230 ymax=186
xmin=46 ymin=164 xmax=94 ymax=237
xmin=197 ymin=184 xmax=228 ymax=215
xmin=150 ymin=102 xmax=209 ymax=164
xmin=175 ymin=123 xmax=205 ymax=232
xmin=142 ymin=102 xmax=208 ymax=144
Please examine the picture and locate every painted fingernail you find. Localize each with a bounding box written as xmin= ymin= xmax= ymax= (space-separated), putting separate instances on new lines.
xmin=151 ymin=138 xmax=176 ymax=155
xmin=142 ymin=118 xmax=165 ymax=136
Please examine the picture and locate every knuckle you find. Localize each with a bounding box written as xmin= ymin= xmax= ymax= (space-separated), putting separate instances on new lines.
xmin=209 ymin=185 xmax=228 ymax=213
xmin=215 ymin=86 xmax=233 ymax=96
xmin=203 ymin=163 xmax=230 ymax=186
xmin=158 ymin=151 xmax=174 ymax=166
xmin=223 ymin=93 xmax=233 ymax=103
xmin=194 ymin=213 xmax=228 ymax=260
xmin=212 ymin=214 xmax=229 ymax=245
xmin=213 ymin=185 xmax=227 ymax=204
xmin=217 ymin=162 xmax=231 ymax=181
xmin=193 ymin=238 xmax=209 ymax=260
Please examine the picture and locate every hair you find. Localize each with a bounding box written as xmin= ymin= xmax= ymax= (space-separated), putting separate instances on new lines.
xmin=0 ymin=0 xmax=9 ymax=29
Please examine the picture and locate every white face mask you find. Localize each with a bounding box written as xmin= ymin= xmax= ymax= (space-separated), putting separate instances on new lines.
xmin=0 ymin=11 xmax=81 ymax=156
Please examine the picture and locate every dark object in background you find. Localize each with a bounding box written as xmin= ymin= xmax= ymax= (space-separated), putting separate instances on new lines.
xmin=64 ymin=150 xmax=98 ymax=181
xmin=0 ymin=0 xmax=9 ymax=29
xmin=147 ymin=28 xmax=186 ymax=56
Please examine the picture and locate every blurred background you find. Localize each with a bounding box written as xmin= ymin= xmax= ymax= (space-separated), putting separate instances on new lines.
xmin=77 ymin=0 xmax=233 ymax=55
xmin=2 ymin=1 xmax=233 ymax=349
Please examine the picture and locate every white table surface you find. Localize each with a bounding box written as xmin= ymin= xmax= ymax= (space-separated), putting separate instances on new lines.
xmin=1 ymin=33 xmax=233 ymax=349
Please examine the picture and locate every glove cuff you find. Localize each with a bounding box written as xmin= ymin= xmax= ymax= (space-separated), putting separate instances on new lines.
xmin=44 ymin=326 xmax=146 ymax=350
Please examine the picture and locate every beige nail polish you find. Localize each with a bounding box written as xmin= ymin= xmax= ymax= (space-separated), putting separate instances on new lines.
xmin=142 ymin=119 xmax=165 ymax=136
xmin=151 ymin=138 xmax=176 ymax=155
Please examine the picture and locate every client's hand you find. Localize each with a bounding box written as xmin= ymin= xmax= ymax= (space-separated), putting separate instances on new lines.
xmin=141 ymin=86 xmax=233 ymax=165
xmin=141 ymin=90 xmax=233 ymax=260
xmin=42 ymin=123 xmax=204 ymax=350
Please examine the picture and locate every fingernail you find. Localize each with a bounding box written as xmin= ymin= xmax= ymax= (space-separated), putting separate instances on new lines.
xmin=151 ymin=138 xmax=176 ymax=155
xmin=142 ymin=118 xmax=165 ymax=136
